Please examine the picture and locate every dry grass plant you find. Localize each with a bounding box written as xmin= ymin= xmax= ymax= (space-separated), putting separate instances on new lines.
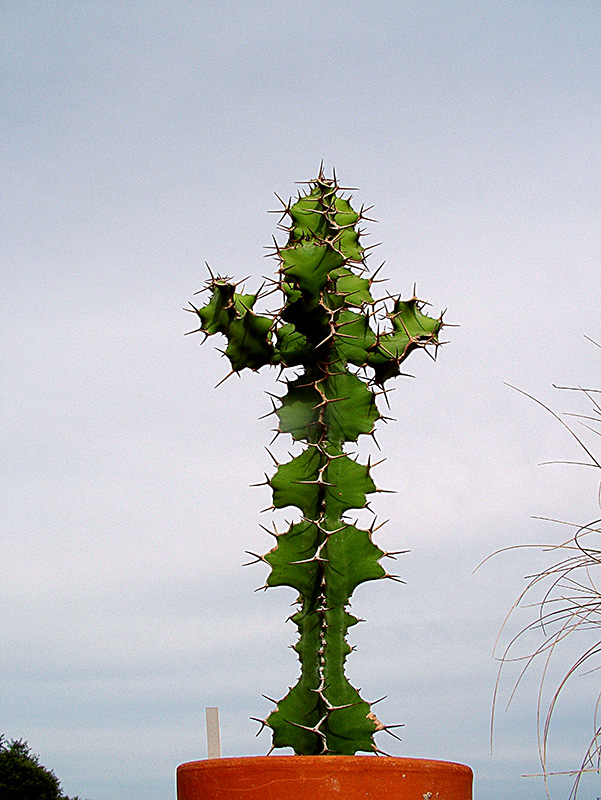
xmin=488 ymin=342 xmax=601 ymax=799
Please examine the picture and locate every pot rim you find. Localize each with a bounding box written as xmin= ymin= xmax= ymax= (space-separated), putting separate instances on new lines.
xmin=177 ymin=754 xmax=473 ymax=775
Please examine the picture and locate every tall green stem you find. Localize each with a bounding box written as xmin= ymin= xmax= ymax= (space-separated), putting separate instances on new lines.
xmin=189 ymin=170 xmax=443 ymax=754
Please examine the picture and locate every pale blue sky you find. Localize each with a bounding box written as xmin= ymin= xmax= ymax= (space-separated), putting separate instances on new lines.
xmin=3 ymin=2 xmax=601 ymax=798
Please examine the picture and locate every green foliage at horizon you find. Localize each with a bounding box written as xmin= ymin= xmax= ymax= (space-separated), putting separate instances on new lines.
xmin=0 ymin=735 xmax=86 ymax=800
xmin=188 ymin=169 xmax=443 ymax=754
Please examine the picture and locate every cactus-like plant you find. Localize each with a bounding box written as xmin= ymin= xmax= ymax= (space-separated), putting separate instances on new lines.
xmin=187 ymin=169 xmax=443 ymax=755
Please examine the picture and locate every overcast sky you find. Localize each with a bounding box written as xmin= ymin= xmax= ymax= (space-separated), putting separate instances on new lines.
xmin=3 ymin=2 xmax=601 ymax=798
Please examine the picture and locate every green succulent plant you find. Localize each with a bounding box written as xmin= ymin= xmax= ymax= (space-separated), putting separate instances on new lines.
xmin=188 ymin=169 xmax=444 ymax=755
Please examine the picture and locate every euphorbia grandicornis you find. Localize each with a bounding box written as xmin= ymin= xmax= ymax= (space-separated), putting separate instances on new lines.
xmin=188 ymin=169 xmax=443 ymax=755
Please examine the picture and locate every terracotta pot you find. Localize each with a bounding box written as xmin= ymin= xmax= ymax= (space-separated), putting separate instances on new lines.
xmin=177 ymin=755 xmax=473 ymax=799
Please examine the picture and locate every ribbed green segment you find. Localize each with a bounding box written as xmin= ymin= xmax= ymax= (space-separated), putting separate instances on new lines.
xmin=275 ymin=323 xmax=310 ymax=367
xmin=191 ymin=282 xmax=274 ymax=371
xmin=280 ymin=242 xmax=344 ymax=296
xmin=189 ymin=170 xmax=444 ymax=755
xmin=276 ymin=379 xmax=322 ymax=442
xmin=267 ymin=604 xmax=323 ymax=754
xmin=323 ymin=454 xmax=375 ymax=521
xmin=264 ymin=521 xmax=323 ymax=595
xmin=269 ymin=448 xmax=323 ymax=517
xmin=322 ymin=370 xmax=380 ymax=445
xmin=330 ymin=268 xmax=373 ymax=308
xmin=368 ymin=297 xmax=443 ymax=382
xmin=332 ymin=310 xmax=376 ymax=366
